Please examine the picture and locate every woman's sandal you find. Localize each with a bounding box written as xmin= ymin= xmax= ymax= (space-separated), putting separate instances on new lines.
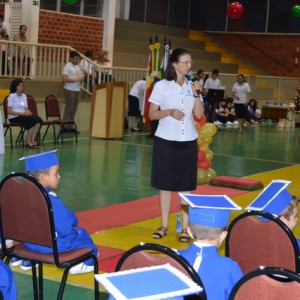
xmin=152 ymin=226 xmax=168 ymax=239
xmin=179 ymin=229 xmax=191 ymax=243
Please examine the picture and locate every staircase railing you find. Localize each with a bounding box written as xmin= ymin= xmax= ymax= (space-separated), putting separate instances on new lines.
xmin=0 ymin=40 xmax=298 ymax=102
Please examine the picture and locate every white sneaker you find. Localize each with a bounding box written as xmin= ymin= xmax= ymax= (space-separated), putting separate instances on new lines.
xmin=69 ymin=263 xmax=94 ymax=275
xmin=226 ymin=121 xmax=233 ymax=125
xmin=10 ymin=257 xmax=22 ymax=267
xmin=214 ymin=121 xmax=223 ymax=125
xmin=233 ymin=121 xmax=239 ymax=125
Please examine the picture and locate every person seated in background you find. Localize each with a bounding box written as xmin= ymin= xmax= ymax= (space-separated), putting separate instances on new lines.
xmin=11 ymin=150 xmax=99 ymax=275
xmin=214 ymin=99 xmax=228 ymax=125
xmin=177 ymin=194 xmax=243 ymax=300
xmin=225 ymin=99 xmax=238 ymax=125
xmin=94 ymin=50 xmax=112 ymax=83
xmin=247 ymin=99 xmax=260 ymax=124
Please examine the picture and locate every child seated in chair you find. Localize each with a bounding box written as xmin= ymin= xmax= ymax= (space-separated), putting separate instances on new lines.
xmin=177 ymin=194 xmax=243 ymax=300
xmin=11 ymin=150 xmax=98 ymax=275
xmin=246 ymin=180 xmax=300 ymax=250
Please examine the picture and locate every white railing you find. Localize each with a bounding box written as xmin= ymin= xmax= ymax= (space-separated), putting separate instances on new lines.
xmin=0 ymin=39 xmax=298 ymax=102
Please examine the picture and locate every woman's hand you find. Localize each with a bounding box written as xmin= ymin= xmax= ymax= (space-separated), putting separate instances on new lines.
xmin=191 ymin=81 xmax=201 ymax=96
xmin=170 ymin=109 xmax=185 ymax=120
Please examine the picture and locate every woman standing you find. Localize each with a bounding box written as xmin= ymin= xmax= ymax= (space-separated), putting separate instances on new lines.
xmin=149 ymin=48 xmax=204 ymax=242
xmin=232 ymin=74 xmax=251 ymax=133
xmin=7 ymin=78 xmax=42 ymax=148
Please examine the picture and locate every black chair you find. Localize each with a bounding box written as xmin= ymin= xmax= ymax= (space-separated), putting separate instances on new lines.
xmin=26 ymin=95 xmax=56 ymax=144
xmin=225 ymin=210 xmax=300 ymax=274
xmin=229 ymin=267 xmax=300 ymax=299
xmin=0 ymin=172 xmax=99 ymax=300
xmin=115 ymin=242 xmax=207 ymax=300
xmin=44 ymin=95 xmax=77 ymax=144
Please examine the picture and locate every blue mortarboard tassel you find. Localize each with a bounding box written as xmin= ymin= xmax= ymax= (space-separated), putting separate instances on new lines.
xmin=176 ymin=213 xmax=182 ymax=232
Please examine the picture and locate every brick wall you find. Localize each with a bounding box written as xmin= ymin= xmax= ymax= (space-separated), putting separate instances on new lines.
xmin=38 ymin=10 xmax=103 ymax=58
xmin=0 ymin=4 xmax=4 ymax=15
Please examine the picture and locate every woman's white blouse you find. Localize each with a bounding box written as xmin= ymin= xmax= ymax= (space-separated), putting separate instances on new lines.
xmin=232 ymin=82 xmax=251 ymax=104
xmin=7 ymin=93 xmax=27 ymax=119
xmin=149 ymin=79 xmax=199 ymax=141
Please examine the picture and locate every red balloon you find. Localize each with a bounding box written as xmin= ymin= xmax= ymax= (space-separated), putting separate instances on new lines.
xmin=199 ymin=159 xmax=211 ymax=170
xmin=194 ymin=114 xmax=207 ymax=127
xmin=198 ymin=151 xmax=206 ymax=162
xmin=227 ymin=2 xmax=244 ymax=20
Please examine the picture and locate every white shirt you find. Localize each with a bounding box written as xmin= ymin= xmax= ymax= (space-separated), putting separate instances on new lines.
xmin=149 ymin=79 xmax=199 ymax=141
xmin=7 ymin=93 xmax=27 ymax=119
xmin=0 ymin=22 xmax=7 ymax=33
xmin=203 ymin=78 xmax=222 ymax=90
xmin=129 ymin=80 xmax=146 ymax=110
xmin=63 ymin=62 xmax=83 ymax=92
xmin=232 ymin=82 xmax=251 ymax=104
xmin=79 ymin=59 xmax=93 ymax=75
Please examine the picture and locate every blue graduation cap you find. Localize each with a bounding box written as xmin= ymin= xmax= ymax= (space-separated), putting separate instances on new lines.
xmin=95 ymin=264 xmax=202 ymax=300
xmin=246 ymin=180 xmax=292 ymax=216
xmin=19 ymin=150 xmax=59 ymax=171
xmin=179 ymin=193 xmax=242 ymax=228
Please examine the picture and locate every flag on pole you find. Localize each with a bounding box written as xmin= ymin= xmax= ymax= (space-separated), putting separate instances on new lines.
xmin=160 ymin=37 xmax=171 ymax=79
xmin=142 ymin=35 xmax=161 ymax=131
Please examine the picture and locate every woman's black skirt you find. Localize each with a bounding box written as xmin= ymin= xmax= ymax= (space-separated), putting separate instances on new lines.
xmin=9 ymin=115 xmax=43 ymax=130
xmin=128 ymin=95 xmax=140 ymax=117
xmin=151 ymin=136 xmax=198 ymax=191
xmin=234 ymin=103 xmax=248 ymax=119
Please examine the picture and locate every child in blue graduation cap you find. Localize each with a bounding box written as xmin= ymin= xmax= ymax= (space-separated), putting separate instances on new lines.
xmin=177 ymin=194 xmax=243 ymax=300
xmin=246 ymin=180 xmax=300 ymax=250
xmin=12 ymin=150 xmax=99 ymax=275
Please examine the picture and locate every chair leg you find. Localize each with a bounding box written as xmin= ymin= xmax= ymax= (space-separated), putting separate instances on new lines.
xmin=31 ymin=263 xmax=39 ymax=300
xmin=57 ymin=269 xmax=69 ymax=300
xmin=4 ymin=126 xmax=13 ymax=149
xmin=38 ymin=263 xmax=44 ymax=300
xmin=93 ymin=256 xmax=99 ymax=300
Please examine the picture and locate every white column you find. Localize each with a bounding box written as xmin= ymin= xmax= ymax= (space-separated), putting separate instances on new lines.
xmin=21 ymin=0 xmax=40 ymax=77
xmin=102 ymin=0 xmax=116 ymax=65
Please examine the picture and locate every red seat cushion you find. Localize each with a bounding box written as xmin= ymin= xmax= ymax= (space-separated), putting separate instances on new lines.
xmin=209 ymin=176 xmax=263 ymax=191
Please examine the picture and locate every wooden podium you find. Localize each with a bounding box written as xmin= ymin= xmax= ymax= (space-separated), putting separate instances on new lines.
xmin=90 ymin=81 xmax=127 ymax=138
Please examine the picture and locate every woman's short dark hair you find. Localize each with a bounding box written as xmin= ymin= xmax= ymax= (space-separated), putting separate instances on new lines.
xmin=165 ymin=48 xmax=190 ymax=81
xmin=10 ymin=78 xmax=23 ymax=94
xmin=19 ymin=25 xmax=27 ymax=31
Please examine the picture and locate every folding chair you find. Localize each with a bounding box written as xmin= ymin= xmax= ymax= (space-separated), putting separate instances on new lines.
xmin=225 ymin=211 xmax=300 ymax=274
xmin=26 ymin=95 xmax=56 ymax=144
xmin=0 ymin=172 xmax=99 ymax=300
xmin=44 ymin=95 xmax=77 ymax=144
xmin=115 ymin=242 xmax=207 ymax=300
xmin=3 ymin=96 xmax=25 ymax=147
xmin=229 ymin=267 xmax=300 ymax=300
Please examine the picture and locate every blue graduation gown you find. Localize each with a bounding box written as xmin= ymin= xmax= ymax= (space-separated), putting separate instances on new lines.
xmin=24 ymin=189 xmax=98 ymax=266
xmin=0 ymin=260 xmax=17 ymax=300
xmin=178 ymin=243 xmax=243 ymax=300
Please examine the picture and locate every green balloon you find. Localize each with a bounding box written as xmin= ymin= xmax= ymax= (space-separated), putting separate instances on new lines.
xmin=291 ymin=5 xmax=300 ymax=18
xmin=62 ymin=0 xmax=79 ymax=4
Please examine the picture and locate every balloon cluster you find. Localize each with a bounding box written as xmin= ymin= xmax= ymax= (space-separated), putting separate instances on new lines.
xmin=227 ymin=2 xmax=244 ymax=20
xmin=292 ymin=5 xmax=300 ymax=18
xmin=194 ymin=115 xmax=217 ymax=184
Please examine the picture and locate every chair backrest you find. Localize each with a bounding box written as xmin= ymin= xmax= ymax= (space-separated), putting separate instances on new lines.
xmin=3 ymin=96 xmax=9 ymax=122
xmin=0 ymin=173 xmax=58 ymax=257
xmin=45 ymin=95 xmax=61 ymax=120
xmin=229 ymin=267 xmax=300 ymax=300
xmin=225 ymin=211 xmax=300 ymax=274
xmin=26 ymin=95 xmax=38 ymax=116
xmin=115 ymin=243 xmax=207 ymax=300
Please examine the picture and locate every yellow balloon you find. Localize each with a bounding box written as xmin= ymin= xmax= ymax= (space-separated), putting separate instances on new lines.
xmin=203 ymin=123 xmax=217 ymax=136
xmin=197 ymin=168 xmax=208 ymax=184
xmin=206 ymin=150 xmax=214 ymax=161
xmin=197 ymin=135 xmax=206 ymax=147
xmin=207 ymin=168 xmax=217 ymax=182
xmin=199 ymin=143 xmax=209 ymax=153
xmin=204 ymin=136 xmax=212 ymax=145
xmin=199 ymin=129 xmax=212 ymax=138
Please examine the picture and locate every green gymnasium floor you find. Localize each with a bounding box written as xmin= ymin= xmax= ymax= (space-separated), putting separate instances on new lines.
xmin=2 ymin=122 xmax=300 ymax=299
